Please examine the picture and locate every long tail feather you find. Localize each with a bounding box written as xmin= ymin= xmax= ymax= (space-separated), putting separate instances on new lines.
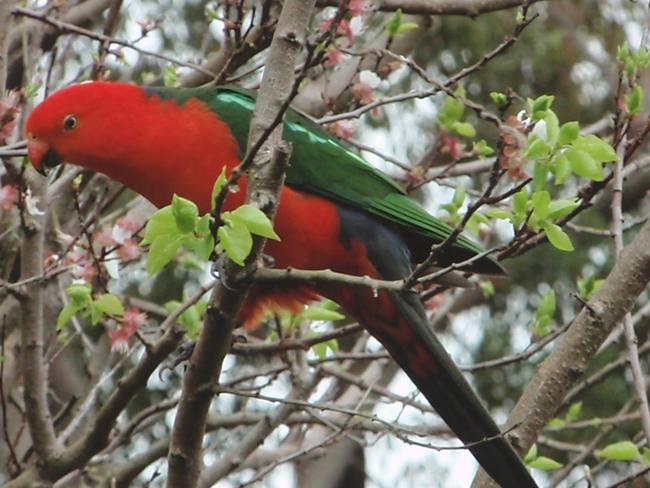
xmin=327 ymin=285 xmax=536 ymax=488
xmin=327 ymin=205 xmax=536 ymax=487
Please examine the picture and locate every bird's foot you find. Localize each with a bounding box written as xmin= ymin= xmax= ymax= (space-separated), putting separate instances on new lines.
xmin=262 ymin=254 xmax=276 ymax=268
xmin=159 ymin=341 xmax=196 ymax=380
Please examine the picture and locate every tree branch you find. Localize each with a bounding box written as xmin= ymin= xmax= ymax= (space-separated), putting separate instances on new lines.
xmin=317 ymin=0 xmax=548 ymax=16
xmin=472 ymin=219 xmax=650 ymax=487
xmin=166 ymin=1 xmax=317 ymax=486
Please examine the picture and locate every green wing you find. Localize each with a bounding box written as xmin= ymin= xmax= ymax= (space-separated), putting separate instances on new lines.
xmin=149 ymin=85 xmax=502 ymax=274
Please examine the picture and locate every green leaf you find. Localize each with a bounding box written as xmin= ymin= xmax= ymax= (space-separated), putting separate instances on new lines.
xmin=171 ymin=194 xmax=199 ymax=234
xmin=528 ymin=456 xmax=563 ymax=470
xmin=164 ymin=65 xmax=179 ymax=87
xmin=142 ymin=206 xmax=178 ymax=245
xmin=25 ymin=83 xmax=41 ymax=99
xmin=538 ymin=290 xmax=556 ymax=317
xmin=325 ymin=338 xmax=339 ymax=354
xmin=439 ymin=97 xmax=464 ymax=129
xmin=544 ymin=111 xmax=560 ymax=147
xmin=527 ymin=95 xmax=555 ymax=119
xmin=89 ymin=302 xmax=103 ymax=325
xmin=210 ymin=167 xmax=228 ymax=209
xmin=558 ymin=121 xmax=580 ymax=146
xmin=490 ymin=91 xmax=508 ymax=108
xmin=596 ymin=441 xmax=641 ymax=462
xmin=552 ymin=152 xmax=572 ymax=185
xmin=386 ymin=8 xmax=403 ymax=37
xmin=57 ymin=303 xmax=81 ymax=330
xmin=590 ymin=417 xmax=602 ymax=428
xmin=641 ymin=447 xmax=650 ymax=465
xmin=66 ymin=283 xmax=92 ymax=306
xmin=513 ymin=188 xmax=528 ymax=215
xmin=465 ymin=212 xmax=487 ymax=236
xmin=227 ymin=205 xmax=280 ymax=240
xmin=547 ymin=199 xmax=579 ymax=219
xmin=300 ymin=305 xmax=346 ymax=322
xmin=452 ymin=184 xmax=465 ymax=208
xmin=548 ymin=418 xmax=566 ymax=429
xmin=479 ymin=281 xmax=495 ymax=298
xmin=636 ymin=47 xmax=650 ymax=69
xmin=312 ymin=338 xmax=340 ymax=359
xmin=147 ymin=235 xmax=185 ymax=275
xmin=532 ymin=315 xmax=552 ymax=338
xmin=93 ymin=294 xmax=125 ymax=317
xmin=531 ymin=190 xmax=551 ymax=222
xmin=572 ymin=135 xmax=617 ymax=163
xmin=312 ymin=342 xmax=327 ymax=359
xmin=578 ymin=275 xmax=605 ymax=300
xmin=451 ymin=121 xmax=476 ymax=138
xmin=486 ymin=208 xmax=512 ymax=220
xmin=524 ymin=138 xmax=551 ymax=159
xmin=195 ymin=234 xmax=215 ymax=262
xmin=474 ymin=139 xmax=495 ymax=157
xmin=524 ymin=444 xmax=538 ymax=463
xmin=532 ymin=161 xmax=548 ymax=191
xmin=544 ymin=223 xmax=574 ymax=251
xmin=396 ymin=22 xmax=419 ymax=34
xmin=566 ymin=401 xmax=583 ymax=422
xmin=218 ymin=222 xmax=253 ymax=265
xmin=165 ymin=300 xmax=204 ymax=338
xmin=195 ymin=214 xmax=213 ymax=237
xmin=625 ymin=84 xmax=644 ymax=114
xmin=617 ymin=43 xmax=630 ymax=63
xmin=564 ymin=147 xmax=603 ymax=181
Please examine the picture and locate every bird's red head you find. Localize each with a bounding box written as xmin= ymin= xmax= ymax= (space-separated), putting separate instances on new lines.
xmin=25 ymin=82 xmax=145 ymax=175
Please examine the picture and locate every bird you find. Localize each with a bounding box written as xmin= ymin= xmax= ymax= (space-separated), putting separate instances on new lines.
xmin=26 ymin=81 xmax=536 ymax=487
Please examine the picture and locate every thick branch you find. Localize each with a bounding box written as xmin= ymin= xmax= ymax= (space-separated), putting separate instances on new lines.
xmin=19 ymin=175 xmax=62 ymax=476
xmin=472 ymin=220 xmax=650 ymax=487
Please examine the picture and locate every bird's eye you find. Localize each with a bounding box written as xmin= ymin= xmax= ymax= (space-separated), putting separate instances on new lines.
xmin=63 ymin=114 xmax=78 ymax=131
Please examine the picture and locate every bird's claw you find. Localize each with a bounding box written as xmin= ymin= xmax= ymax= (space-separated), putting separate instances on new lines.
xmin=211 ymin=258 xmax=239 ymax=291
xmin=159 ymin=341 xmax=196 ymax=381
xmin=262 ymin=254 xmax=276 ymax=268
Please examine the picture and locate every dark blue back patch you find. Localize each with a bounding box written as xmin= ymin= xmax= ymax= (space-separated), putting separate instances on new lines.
xmin=337 ymin=205 xmax=412 ymax=281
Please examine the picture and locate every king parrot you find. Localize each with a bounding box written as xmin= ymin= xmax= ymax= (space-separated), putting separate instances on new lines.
xmin=26 ymin=82 xmax=536 ymax=487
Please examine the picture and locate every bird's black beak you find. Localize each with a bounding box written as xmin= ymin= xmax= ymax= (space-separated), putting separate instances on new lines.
xmin=32 ymin=148 xmax=63 ymax=176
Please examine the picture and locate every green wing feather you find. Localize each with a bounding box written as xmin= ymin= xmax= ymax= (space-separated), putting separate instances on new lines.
xmin=149 ymin=85 xmax=502 ymax=274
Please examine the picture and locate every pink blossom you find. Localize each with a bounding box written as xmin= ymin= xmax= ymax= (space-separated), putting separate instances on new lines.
xmin=109 ymin=308 xmax=147 ymax=353
xmin=0 ymin=97 xmax=19 ymax=140
xmin=0 ymin=185 xmax=18 ymax=211
xmin=93 ymin=225 xmax=115 ymax=249
xmin=113 ymin=211 xmax=143 ymax=244
xmin=324 ymin=47 xmax=345 ymax=67
xmin=327 ymin=121 xmax=355 ymax=140
xmin=351 ymin=82 xmax=374 ymax=105
xmin=64 ymin=245 xmax=88 ymax=266
xmin=72 ymin=263 xmax=97 ymax=284
xmin=320 ymin=18 xmax=354 ymax=44
xmin=337 ymin=19 xmax=354 ymax=43
xmin=116 ymin=211 xmax=142 ymax=232
xmin=349 ymin=0 xmax=367 ymax=16
xmin=118 ymin=238 xmax=142 ymax=262
xmin=439 ymin=134 xmax=463 ymax=161
xmin=43 ymin=252 xmax=60 ymax=269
